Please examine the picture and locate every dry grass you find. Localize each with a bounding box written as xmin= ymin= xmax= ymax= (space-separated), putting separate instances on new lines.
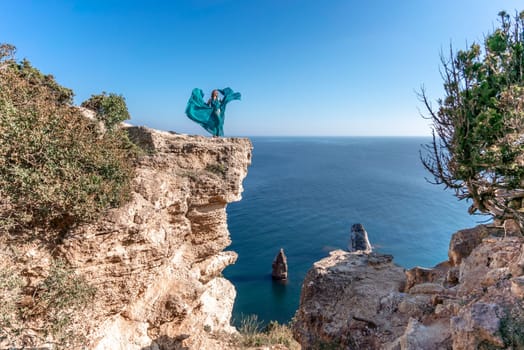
xmin=0 ymin=246 xmax=96 ymax=349
xmin=230 ymin=314 xmax=301 ymax=349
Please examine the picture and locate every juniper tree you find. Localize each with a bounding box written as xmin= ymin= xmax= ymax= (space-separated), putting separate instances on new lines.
xmin=420 ymin=11 xmax=524 ymax=230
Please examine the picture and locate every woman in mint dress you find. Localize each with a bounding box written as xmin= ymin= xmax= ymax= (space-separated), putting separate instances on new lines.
xmin=185 ymin=87 xmax=241 ymax=136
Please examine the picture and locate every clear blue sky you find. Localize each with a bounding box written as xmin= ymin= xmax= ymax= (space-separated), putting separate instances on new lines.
xmin=1 ymin=1 xmax=520 ymax=136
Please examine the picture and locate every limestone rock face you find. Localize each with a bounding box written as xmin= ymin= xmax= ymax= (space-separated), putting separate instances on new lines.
xmin=292 ymin=250 xmax=406 ymax=349
xmin=4 ymin=127 xmax=252 ymax=350
xmin=448 ymin=225 xmax=491 ymax=266
xmin=451 ymin=302 xmax=505 ymax=349
xmin=458 ymin=236 xmax=522 ymax=294
xmin=404 ymin=266 xmax=442 ymax=291
xmin=84 ymin=128 xmax=251 ymax=349
xmin=397 ymin=318 xmax=450 ymax=350
xmin=293 ymin=224 xmax=524 ymax=350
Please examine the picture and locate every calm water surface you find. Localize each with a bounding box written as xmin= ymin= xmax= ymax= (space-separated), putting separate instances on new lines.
xmin=223 ymin=137 xmax=479 ymax=325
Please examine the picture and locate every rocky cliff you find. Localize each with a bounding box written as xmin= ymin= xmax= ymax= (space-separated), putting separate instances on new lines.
xmin=293 ymin=223 xmax=524 ymax=349
xmin=1 ymin=127 xmax=252 ymax=349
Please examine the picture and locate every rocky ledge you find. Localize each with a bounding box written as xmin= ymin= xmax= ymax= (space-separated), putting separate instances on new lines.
xmin=5 ymin=127 xmax=252 ymax=349
xmin=293 ymin=223 xmax=524 ymax=349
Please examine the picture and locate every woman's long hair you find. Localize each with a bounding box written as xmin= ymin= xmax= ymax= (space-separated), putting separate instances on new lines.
xmin=207 ymin=89 xmax=220 ymax=105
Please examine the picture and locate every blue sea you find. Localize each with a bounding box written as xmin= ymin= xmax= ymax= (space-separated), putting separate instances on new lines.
xmin=223 ymin=137 xmax=479 ymax=326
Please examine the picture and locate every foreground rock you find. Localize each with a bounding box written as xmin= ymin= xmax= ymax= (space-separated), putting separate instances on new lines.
xmin=293 ymin=224 xmax=524 ymax=349
xmin=292 ymin=250 xmax=406 ymax=348
xmin=0 ymin=127 xmax=252 ymax=350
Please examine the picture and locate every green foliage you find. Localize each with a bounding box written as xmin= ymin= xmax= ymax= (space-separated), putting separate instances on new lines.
xmin=0 ymin=254 xmax=96 ymax=348
xmin=0 ymin=262 xmax=24 ymax=343
xmin=499 ymin=302 xmax=524 ymax=349
xmin=0 ymin=43 xmax=135 ymax=235
xmin=206 ymin=163 xmax=227 ymax=177
xmin=0 ymin=250 xmax=96 ymax=348
xmin=421 ymin=11 xmax=524 ymax=227
xmin=81 ymin=92 xmax=130 ymax=130
xmin=17 ymin=59 xmax=74 ymax=105
xmin=39 ymin=260 xmax=96 ymax=312
xmin=0 ymin=43 xmax=16 ymax=60
xmin=35 ymin=259 xmax=96 ymax=344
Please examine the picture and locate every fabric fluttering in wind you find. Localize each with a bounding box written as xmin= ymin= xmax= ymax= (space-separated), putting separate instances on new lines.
xmin=185 ymin=87 xmax=241 ymax=136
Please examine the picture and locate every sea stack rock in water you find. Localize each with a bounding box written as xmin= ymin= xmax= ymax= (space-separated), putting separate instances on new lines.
xmin=349 ymin=223 xmax=372 ymax=253
xmin=272 ymin=248 xmax=288 ymax=280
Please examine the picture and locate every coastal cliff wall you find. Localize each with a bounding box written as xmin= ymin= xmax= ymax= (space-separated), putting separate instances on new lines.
xmin=293 ymin=224 xmax=524 ymax=349
xmin=1 ymin=127 xmax=252 ymax=349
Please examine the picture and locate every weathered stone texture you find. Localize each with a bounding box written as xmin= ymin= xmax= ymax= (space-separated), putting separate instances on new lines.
xmin=2 ymin=127 xmax=252 ymax=350
xmin=293 ymin=224 xmax=524 ymax=350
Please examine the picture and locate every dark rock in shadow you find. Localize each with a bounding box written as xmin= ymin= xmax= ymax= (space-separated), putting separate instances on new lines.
xmin=271 ymin=248 xmax=288 ymax=281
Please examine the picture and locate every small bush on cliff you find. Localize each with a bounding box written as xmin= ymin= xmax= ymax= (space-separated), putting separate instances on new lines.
xmin=206 ymin=162 xmax=228 ymax=177
xmin=0 ymin=255 xmax=96 ymax=348
xmin=0 ymin=260 xmax=24 ymax=343
xmin=420 ymin=11 xmax=524 ymax=229
xmin=81 ymin=92 xmax=130 ymax=131
xmin=0 ymin=43 xmax=135 ymax=236
xmin=35 ymin=259 xmax=96 ymax=344
xmin=500 ymin=302 xmax=524 ymax=348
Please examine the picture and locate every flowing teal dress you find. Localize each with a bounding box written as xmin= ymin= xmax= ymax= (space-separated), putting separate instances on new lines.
xmin=185 ymin=87 xmax=241 ymax=136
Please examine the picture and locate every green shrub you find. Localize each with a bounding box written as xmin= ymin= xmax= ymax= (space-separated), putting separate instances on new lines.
xmin=0 ymin=252 xmax=96 ymax=348
xmin=39 ymin=260 xmax=96 ymax=311
xmin=500 ymin=302 xmax=524 ymax=349
xmin=33 ymin=259 xmax=96 ymax=347
xmin=0 ymin=262 xmax=24 ymax=343
xmin=420 ymin=11 xmax=524 ymax=227
xmin=81 ymin=92 xmax=130 ymax=130
xmin=206 ymin=163 xmax=227 ymax=177
xmin=0 ymin=44 xmax=135 ymax=235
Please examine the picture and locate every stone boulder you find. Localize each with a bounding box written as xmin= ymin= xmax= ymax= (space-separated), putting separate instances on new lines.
xmin=404 ymin=267 xmax=441 ymax=292
xmin=292 ymin=250 xmax=406 ymax=349
xmin=458 ymin=236 xmax=523 ymax=294
xmin=511 ymin=276 xmax=524 ymax=298
xmin=272 ymin=248 xmax=288 ymax=281
xmin=349 ymin=223 xmax=372 ymax=253
xmin=503 ymin=219 xmax=522 ymax=236
xmin=448 ymin=225 xmax=490 ymax=266
xmin=450 ymin=302 xmax=505 ymax=349
xmin=395 ymin=318 xmax=451 ymax=350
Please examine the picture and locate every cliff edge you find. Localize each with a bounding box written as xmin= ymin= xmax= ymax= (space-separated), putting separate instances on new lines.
xmin=1 ymin=127 xmax=252 ymax=349
xmin=293 ymin=224 xmax=524 ymax=349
